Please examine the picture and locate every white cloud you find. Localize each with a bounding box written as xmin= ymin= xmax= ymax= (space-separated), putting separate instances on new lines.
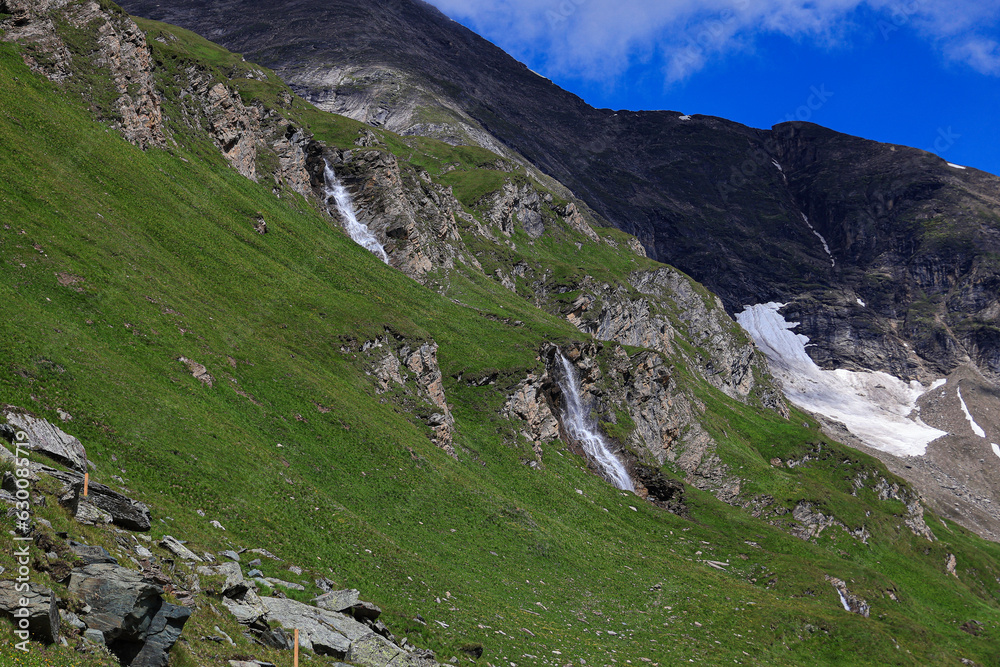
xmin=946 ymin=36 xmax=1000 ymax=75
xmin=427 ymin=0 xmax=1000 ymax=83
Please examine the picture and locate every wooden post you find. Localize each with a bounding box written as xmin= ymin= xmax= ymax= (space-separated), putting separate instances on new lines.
xmin=293 ymin=628 xmax=299 ymax=667
xmin=83 ymin=472 xmax=89 ymax=497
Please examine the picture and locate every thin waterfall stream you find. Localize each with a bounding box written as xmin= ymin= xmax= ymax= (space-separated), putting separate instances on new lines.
xmin=557 ymin=352 xmax=634 ymax=492
xmin=322 ymin=159 xmax=389 ymax=264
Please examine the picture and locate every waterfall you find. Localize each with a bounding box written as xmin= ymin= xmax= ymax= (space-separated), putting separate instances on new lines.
xmin=556 ymin=352 xmax=634 ymax=492
xmin=322 ymin=160 xmax=389 ymax=264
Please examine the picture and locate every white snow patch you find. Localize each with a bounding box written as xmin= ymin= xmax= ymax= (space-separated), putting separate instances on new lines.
xmin=836 ymin=589 xmax=851 ymax=612
xmin=957 ymin=386 xmax=986 ymax=438
xmin=992 ymin=444 xmax=1000 ymax=459
xmin=736 ymin=303 xmax=947 ymax=456
xmin=947 ymin=163 xmax=967 ymax=170
xmin=801 ymin=214 xmax=835 ymax=267
xmin=856 ymin=298 xmax=866 ymax=307
xmin=772 ymin=159 xmax=783 ymax=172
xmin=678 ymin=115 xmax=691 ymax=121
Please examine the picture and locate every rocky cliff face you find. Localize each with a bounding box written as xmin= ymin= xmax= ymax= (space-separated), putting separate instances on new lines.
xmin=2 ymin=0 xmax=165 ymax=148
xmin=349 ymin=334 xmax=457 ymax=458
xmin=292 ymin=138 xmax=614 ymax=294
xmin=566 ymin=267 xmax=786 ymax=414
xmin=270 ymin=123 xmax=316 ymax=197
xmin=772 ymin=124 xmax=1000 ymax=383
xmin=289 ymin=62 xmax=521 ymax=162
xmin=0 ymin=1 xmax=320 ymax=189
xmin=504 ymin=341 xmax=740 ymax=504
xmin=0 ymin=0 xmax=75 ymax=81
xmin=317 ymin=147 xmax=481 ymax=282
xmin=181 ymin=64 xmax=261 ymax=179
xmin=481 ymin=182 xmax=599 ymax=243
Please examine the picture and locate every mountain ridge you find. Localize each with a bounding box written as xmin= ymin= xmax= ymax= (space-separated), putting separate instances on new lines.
xmin=116 ymin=0 xmax=1000 ymax=393
xmin=4 ymin=1 xmax=1000 ymax=665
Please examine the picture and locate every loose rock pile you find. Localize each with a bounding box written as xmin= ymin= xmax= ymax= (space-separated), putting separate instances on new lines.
xmin=0 ymin=409 xmax=448 ymax=666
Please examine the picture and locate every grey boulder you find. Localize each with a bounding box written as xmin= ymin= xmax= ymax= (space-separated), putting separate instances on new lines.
xmin=0 ymin=580 xmax=60 ymax=644
xmin=83 ymin=628 xmax=106 ymax=645
xmin=196 ymin=561 xmax=248 ymax=598
xmin=195 ymin=556 xmax=259 ymax=625
xmin=4 ymin=410 xmax=88 ymax=472
xmin=222 ymin=587 xmax=268 ymax=626
xmin=130 ymin=602 xmax=191 ymax=667
xmin=347 ymin=634 xmax=438 ymax=667
xmin=261 ymin=595 xmax=375 ymax=657
xmin=49 ymin=470 xmax=151 ymax=531
xmin=159 ymin=536 xmax=202 ymax=562
xmin=263 ymin=577 xmax=304 ymax=591
xmin=68 ymin=540 xmax=118 ymax=565
xmin=315 ymin=588 xmax=382 ymax=620
xmin=68 ymin=563 xmax=190 ymax=666
xmin=74 ymin=499 xmax=114 ymax=527
xmin=347 ymin=633 xmax=408 ymax=667
xmin=68 ymin=563 xmax=161 ymax=639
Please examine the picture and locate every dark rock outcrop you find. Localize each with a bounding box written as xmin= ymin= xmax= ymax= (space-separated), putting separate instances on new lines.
xmin=0 ymin=423 xmax=18 ymax=443
xmin=633 ymin=464 xmax=686 ymax=515
xmin=130 ymin=602 xmax=191 ymax=667
xmin=50 ymin=470 xmax=152 ymax=531
xmin=68 ymin=563 xmax=190 ymax=666
xmin=68 ymin=541 xmax=119 ymax=565
xmin=0 ymin=581 xmax=60 ymax=644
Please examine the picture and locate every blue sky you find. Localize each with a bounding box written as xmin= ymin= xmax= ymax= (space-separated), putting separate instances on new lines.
xmin=426 ymin=1 xmax=1000 ymax=176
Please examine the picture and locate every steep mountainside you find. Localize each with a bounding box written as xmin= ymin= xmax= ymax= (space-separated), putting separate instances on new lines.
xmin=116 ymin=0 xmax=1000 ymax=389
xmin=112 ymin=0 xmax=1000 ymax=550
xmin=5 ymin=2 xmax=1000 ymax=666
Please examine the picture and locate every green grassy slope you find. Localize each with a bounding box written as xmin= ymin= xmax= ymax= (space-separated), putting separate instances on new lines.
xmin=1 ymin=19 xmax=1000 ymax=667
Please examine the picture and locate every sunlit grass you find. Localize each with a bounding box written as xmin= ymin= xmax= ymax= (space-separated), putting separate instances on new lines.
xmin=0 ymin=11 xmax=999 ymax=666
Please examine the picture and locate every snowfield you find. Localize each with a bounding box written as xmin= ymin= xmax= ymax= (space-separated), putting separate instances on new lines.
xmin=736 ymin=303 xmax=947 ymax=457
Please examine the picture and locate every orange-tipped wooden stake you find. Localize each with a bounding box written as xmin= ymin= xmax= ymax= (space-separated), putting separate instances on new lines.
xmin=293 ymin=628 xmax=299 ymax=667
xmin=83 ymin=472 xmax=89 ymax=497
